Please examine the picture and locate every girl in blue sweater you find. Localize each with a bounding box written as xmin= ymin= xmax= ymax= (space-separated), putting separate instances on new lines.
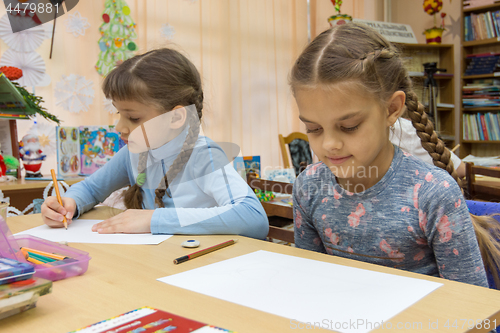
xmin=41 ymin=48 xmax=268 ymax=239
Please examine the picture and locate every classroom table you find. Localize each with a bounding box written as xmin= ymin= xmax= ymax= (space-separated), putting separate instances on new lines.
xmin=3 ymin=206 xmax=500 ymax=333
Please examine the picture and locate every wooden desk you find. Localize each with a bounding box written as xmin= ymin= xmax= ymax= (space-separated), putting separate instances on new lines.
xmin=3 ymin=207 xmax=500 ymax=333
xmin=0 ymin=177 xmax=84 ymax=211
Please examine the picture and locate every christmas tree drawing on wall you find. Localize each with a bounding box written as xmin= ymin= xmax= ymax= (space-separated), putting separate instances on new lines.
xmin=96 ymin=0 xmax=138 ymax=76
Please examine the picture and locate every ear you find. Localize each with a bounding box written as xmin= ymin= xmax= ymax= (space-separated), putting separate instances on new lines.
xmin=386 ymin=91 xmax=406 ymax=127
xmin=170 ymin=105 xmax=187 ymax=129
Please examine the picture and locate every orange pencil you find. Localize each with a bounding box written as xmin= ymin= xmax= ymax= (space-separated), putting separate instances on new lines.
xmin=25 ymin=256 xmax=46 ymax=265
xmin=173 ymin=239 xmax=237 ymax=264
xmin=20 ymin=247 xmax=67 ymax=261
xmin=50 ymin=169 xmax=67 ymax=229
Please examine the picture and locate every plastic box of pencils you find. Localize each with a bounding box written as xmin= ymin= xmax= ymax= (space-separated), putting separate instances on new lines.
xmin=0 ymin=217 xmax=90 ymax=281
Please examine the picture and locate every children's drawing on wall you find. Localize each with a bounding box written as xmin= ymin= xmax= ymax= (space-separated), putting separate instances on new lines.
xmin=79 ymin=126 xmax=124 ymax=175
xmin=57 ymin=127 xmax=81 ymax=177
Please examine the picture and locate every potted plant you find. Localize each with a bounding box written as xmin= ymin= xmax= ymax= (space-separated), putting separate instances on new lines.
xmin=423 ymin=0 xmax=447 ymax=44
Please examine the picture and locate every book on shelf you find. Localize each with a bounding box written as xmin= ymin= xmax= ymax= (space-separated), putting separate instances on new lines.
xmin=463 ymin=112 xmax=500 ymax=140
xmin=463 ymin=0 xmax=500 ymax=10
xmin=69 ymin=306 xmax=235 ymax=333
xmin=466 ymin=52 xmax=500 ymax=58
xmin=56 ymin=125 xmax=125 ymax=177
xmin=464 ymin=10 xmax=500 ymax=41
xmin=437 ymin=103 xmax=455 ymax=108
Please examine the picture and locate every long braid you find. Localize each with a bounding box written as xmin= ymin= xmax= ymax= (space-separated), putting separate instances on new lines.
xmin=405 ymin=87 xmax=500 ymax=287
xmin=105 ymin=48 xmax=204 ymax=210
xmin=155 ymin=110 xmax=200 ymax=205
xmin=404 ymin=89 xmax=459 ymax=183
xmin=154 ymin=97 xmax=203 ymax=206
xmin=124 ymin=151 xmax=149 ymax=209
xmin=291 ymin=22 xmax=500 ymax=289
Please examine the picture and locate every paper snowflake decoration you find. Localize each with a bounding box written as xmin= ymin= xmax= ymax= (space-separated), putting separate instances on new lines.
xmin=55 ymin=74 xmax=94 ymax=113
xmin=160 ymin=23 xmax=175 ymax=40
xmin=0 ymin=15 xmax=45 ymax=52
xmin=0 ymin=49 xmax=46 ymax=86
xmin=64 ymin=11 xmax=90 ymax=37
xmin=104 ymin=98 xmax=117 ymax=114
xmin=27 ymin=121 xmax=57 ymax=157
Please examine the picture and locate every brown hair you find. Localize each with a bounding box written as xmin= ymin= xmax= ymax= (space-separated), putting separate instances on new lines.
xmin=103 ymin=48 xmax=203 ymax=209
xmin=290 ymin=22 xmax=500 ymax=286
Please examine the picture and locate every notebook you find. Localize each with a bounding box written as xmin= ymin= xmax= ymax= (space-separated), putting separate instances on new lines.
xmin=69 ymin=306 xmax=235 ymax=333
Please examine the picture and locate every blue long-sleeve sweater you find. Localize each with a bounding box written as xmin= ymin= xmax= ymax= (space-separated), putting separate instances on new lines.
xmin=64 ymin=130 xmax=269 ymax=239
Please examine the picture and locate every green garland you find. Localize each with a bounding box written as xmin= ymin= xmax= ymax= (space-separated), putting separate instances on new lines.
xmin=11 ymin=81 xmax=61 ymax=125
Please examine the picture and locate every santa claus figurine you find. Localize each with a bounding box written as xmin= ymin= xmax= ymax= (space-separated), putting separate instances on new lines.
xmin=19 ymin=133 xmax=46 ymax=178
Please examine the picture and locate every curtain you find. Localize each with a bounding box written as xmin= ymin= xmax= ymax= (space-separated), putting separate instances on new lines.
xmin=0 ymin=0 xmax=312 ymax=175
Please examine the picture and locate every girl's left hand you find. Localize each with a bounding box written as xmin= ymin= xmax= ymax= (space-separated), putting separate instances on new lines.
xmin=91 ymin=209 xmax=154 ymax=234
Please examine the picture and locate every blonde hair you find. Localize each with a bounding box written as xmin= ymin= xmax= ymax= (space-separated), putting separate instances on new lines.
xmin=290 ymin=22 xmax=500 ymax=286
xmin=103 ymin=48 xmax=203 ymax=209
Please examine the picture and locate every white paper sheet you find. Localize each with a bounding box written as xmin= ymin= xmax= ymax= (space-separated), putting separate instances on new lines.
xmin=158 ymin=250 xmax=443 ymax=333
xmin=16 ymin=219 xmax=172 ymax=245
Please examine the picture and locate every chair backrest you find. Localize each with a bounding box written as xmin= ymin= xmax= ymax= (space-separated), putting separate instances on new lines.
xmin=247 ymin=173 xmax=295 ymax=243
xmin=466 ymin=200 xmax=500 ymax=291
xmin=279 ymin=132 xmax=312 ymax=175
xmin=465 ymin=162 xmax=500 ymax=202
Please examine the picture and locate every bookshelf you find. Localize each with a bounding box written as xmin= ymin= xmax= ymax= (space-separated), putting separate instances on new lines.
xmin=398 ymin=43 xmax=455 ymax=148
xmin=461 ymin=2 xmax=500 ymax=158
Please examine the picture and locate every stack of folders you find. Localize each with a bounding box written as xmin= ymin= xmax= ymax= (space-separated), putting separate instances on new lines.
xmin=465 ymin=53 xmax=500 ymax=76
xmin=463 ymin=79 xmax=500 ymax=108
xmin=0 ymin=258 xmax=52 ymax=319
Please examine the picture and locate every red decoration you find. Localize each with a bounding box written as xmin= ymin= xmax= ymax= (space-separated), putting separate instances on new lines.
xmin=0 ymin=155 xmax=6 ymax=177
xmin=0 ymin=66 xmax=23 ymax=80
xmin=103 ymin=13 xmax=110 ymax=23
xmin=423 ymin=0 xmax=443 ymax=15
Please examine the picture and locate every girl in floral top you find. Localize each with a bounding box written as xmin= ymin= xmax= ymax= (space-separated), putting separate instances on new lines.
xmin=289 ymin=23 xmax=498 ymax=287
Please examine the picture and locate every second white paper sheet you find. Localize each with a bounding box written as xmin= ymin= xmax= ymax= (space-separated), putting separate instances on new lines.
xmin=16 ymin=219 xmax=172 ymax=245
xmin=158 ymin=250 xmax=442 ymax=333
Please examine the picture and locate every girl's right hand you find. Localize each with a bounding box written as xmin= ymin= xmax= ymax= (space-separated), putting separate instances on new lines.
xmin=41 ymin=196 xmax=77 ymax=228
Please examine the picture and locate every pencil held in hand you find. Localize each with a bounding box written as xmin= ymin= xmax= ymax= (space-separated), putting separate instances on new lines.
xmin=173 ymin=239 xmax=237 ymax=264
xmin=50 ymin=169 xmax=67 ymax=230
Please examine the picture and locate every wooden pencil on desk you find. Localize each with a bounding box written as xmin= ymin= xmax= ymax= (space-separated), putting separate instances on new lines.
xmin=173 ymin=239 xmax=237 ymax=264
xmin=50 ymin=169 xmax=67 ymax=230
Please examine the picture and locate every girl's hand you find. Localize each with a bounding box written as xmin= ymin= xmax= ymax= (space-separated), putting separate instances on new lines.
xmin=91 ymin=209 xmax=153 ymax=234
xmin=41 ymin=196 xmax=76 ymax=228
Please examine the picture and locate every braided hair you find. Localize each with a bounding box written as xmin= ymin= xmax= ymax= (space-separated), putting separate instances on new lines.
xmin=103 ymin=48 xmax=204 ymax=209
xmin=290 ymin=22 xmax=500 ymax=286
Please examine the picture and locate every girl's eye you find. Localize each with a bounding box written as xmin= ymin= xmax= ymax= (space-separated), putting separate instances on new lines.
xmin=306 ymin=128 xmax=322 ymax=134
xmin=130 ymin=118 xmax=140 ymax=122
xmin=341 ymin=125 xmax=359 ymax=132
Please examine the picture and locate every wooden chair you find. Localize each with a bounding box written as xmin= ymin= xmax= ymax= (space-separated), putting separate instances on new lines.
xmin=247 ymin=173 xmax=295 ymax=244
xmin=279 ymin=132 xmax=311 ymax=172
xmin=465 ymin=162 xmax=500 ymax=202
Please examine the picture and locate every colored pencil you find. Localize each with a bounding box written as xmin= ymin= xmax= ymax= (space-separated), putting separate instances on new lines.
xmin=25 ymin=256 xmax=46 ymax=265
xmin=20 ymin=247 xmax=67 ymax=261
xmin=173 ymin=239 xmax=237 ymax=264
xmin=23 ymin=251 xmax=57 ymax=263
xmin=50 ymin=169 xmax=67 ymax=229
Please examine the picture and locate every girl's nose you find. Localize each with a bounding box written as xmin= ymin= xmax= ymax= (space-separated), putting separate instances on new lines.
xmin=322 ymin=132 xmax=343 ymax=152
xmin=115 ymin=118 xmax=127 ymax=135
